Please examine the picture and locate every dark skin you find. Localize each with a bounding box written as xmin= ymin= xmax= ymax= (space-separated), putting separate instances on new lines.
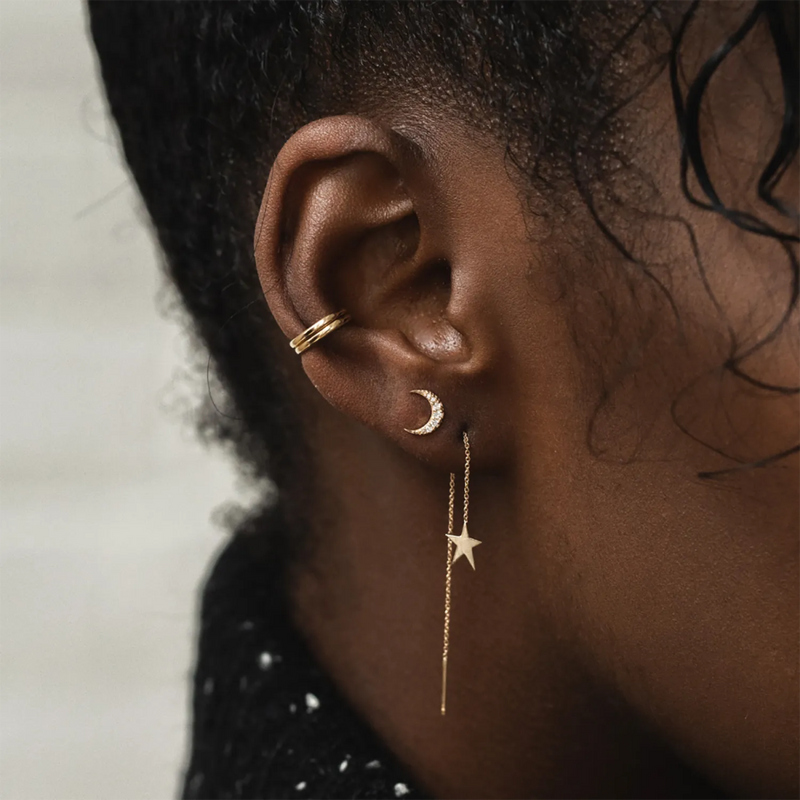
xmin=253 ymin=22 xmax=799 ymax=799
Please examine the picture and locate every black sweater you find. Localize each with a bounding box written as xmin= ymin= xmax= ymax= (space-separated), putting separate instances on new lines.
xmin=180 ymin=534 xmax=427 ymax=800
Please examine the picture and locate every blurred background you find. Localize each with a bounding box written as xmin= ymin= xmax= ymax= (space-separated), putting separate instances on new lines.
xmin=1 ymin=2 xmax=240 ymax=797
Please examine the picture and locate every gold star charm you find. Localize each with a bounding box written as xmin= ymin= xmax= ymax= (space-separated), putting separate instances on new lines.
xmin=446 ymin=522 xmax=482 ymax=570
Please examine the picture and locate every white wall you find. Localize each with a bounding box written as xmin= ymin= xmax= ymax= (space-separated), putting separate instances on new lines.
xmin=0 ymin=2 xmax=240 ymax=797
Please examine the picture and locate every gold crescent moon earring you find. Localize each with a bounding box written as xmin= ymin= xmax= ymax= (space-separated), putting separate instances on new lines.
xmin=404 ymin=389 xmax=444 ymax=435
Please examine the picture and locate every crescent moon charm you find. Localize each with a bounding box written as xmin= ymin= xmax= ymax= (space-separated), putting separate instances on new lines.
xmin=404 ymin=389 xmax=445 ymax=435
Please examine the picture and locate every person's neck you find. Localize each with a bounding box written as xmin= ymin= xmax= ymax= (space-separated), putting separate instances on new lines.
xmin=287 ymin=412 xmax=723 ymax=799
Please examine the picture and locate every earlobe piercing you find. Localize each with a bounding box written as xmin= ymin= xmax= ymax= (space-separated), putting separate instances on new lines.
xmin=289 ymin=309 xmax=351 ymax=354
xmin=404 ymin=389 xmax=444 ymax=435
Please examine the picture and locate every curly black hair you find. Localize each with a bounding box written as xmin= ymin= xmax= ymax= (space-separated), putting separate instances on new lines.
xmin=87 ymin=0 xmax=798 ymax=556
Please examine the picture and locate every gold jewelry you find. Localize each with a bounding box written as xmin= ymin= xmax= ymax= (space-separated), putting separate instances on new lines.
xmin=441 ymin=471 xmax=455 ymax=716
xmin=404 ymin=389 xmax=444 ymax=435
xmin=289 ymin=310 xmax=351 ymax=355
xmin=441 ymin=431 xmax=482 ymax=716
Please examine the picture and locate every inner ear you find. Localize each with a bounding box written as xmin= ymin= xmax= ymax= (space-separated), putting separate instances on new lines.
xmin=387 ymin=257 xmax=462 ymax=361
xmin=282 ymin=148 xmax=467 ymax=364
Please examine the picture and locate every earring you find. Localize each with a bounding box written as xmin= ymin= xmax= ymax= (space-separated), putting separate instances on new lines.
xmin=289 ymin=309 xmax=351 ymax=354
xmin=441 ymin=431 xmax=482 ymax=716
xmin=402 ymin=396 xmax=481 ymax=715
xmin=404 ymin=389 xmax=444 ymax=435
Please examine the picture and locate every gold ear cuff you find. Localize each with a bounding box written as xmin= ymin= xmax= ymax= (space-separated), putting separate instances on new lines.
xmin=289 ymin=310 xmax=351 ymax=354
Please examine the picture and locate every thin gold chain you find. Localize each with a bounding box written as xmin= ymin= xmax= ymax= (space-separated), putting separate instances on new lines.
xmin=441 ymin=432 xmax=473 ymax=715
xmin=462 ymin=431 xmax=470 ymax=526
xmin=441 ymin=471 xmax=455 ymax=715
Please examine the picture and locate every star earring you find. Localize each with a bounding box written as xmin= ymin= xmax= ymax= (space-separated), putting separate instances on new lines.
xmin=403 ymin=391 xmax=482 ymax=715
xmin=441 ymin=431 xmax=481 ymax=715
xmin=447 ymin=432 xmax=482 ymax=569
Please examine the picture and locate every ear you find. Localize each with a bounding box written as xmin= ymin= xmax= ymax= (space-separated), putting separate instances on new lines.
xmin=253 ymin=115 xmax=506 ymax=469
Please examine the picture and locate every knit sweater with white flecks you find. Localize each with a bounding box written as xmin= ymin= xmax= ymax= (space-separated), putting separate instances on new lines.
xmin=181 ymin=533 xmax=427 ymax=800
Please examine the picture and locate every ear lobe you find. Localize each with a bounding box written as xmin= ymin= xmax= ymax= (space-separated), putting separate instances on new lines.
xmin=253 ymin=116 xmax=476 ymax=451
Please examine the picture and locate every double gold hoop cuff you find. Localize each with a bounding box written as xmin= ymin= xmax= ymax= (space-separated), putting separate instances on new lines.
xmin=289 ymin=310 xmax=351 ymax=355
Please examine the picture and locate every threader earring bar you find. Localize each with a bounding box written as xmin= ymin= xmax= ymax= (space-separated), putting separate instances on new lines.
xmin=441 ymin=430 xmax=481 ymax=715
xmin=441 ymin=472 xmax=456 ymax=715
